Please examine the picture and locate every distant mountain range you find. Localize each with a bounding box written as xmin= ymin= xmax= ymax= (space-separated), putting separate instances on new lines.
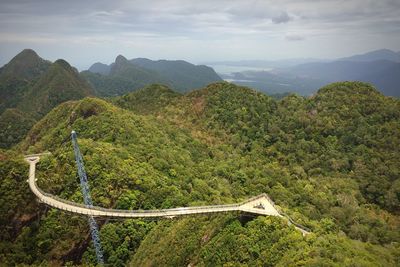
xmin=204 ymin=58 xmax=325 ymax=69
xmin=338 ymin=49 xmax=400 ymax=62
xmin=214 ymin=49 xmax=400 ymax=97
xmin=82 ymin=55 xmax=222 ymax=96
xmin=1 ymin=48 xmax=399 ymax=148
xmin=280 ymin=59 xmax=400 ymax=96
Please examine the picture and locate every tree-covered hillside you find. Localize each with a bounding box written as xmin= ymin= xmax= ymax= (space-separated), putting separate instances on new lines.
xmin=0 ymin=81 xmax=399 ymax=266
xmin=112 ymin=84 xmax=181 ymax=115
xmin=0 ymin=109 xmax=35 ymax=148
xmin=0 ymin=49 xmax=51 ymax=114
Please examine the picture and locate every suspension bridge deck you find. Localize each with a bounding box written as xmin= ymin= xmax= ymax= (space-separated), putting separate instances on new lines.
xmin=25 ymin=154 xmax=310 ymax=235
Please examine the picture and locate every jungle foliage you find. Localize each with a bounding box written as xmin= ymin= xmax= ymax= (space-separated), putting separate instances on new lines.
xmin=0 ymin=81 xmax=399 ymax=266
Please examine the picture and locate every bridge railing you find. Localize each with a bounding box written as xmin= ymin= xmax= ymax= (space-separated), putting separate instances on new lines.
xmin=244 ymin=193 xmax=311 ymax=233
xmin=242 ymin=193 xmax=277 ymax=207
xmin=35 ymin=177 xmax=307 ymax=231
xmin=31 ymin=160 xmax=311 ymax=232
xmin=34 ymin=178 xmax=242 ymax=214
xmin=36 ymin=182 xmax=311 ymax=232
xmin=278 ymin=210 xmax=311 ymax=233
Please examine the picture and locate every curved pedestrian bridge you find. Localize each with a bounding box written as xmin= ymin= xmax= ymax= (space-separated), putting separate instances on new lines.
xmin=25 ymin=153 xmax=310 ymax=235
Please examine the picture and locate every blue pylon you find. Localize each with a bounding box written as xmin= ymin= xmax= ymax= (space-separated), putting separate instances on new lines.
xmin=71 ymin=130 xmax=104 ymax=265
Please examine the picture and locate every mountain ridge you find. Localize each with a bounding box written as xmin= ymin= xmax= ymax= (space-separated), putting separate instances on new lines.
xmin=84 ymin=55 xmax=222 ymax=95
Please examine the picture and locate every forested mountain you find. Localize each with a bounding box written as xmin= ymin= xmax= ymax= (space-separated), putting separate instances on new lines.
xmin=0 ymin=49 xmax=51 ymax=114
xmin=87 ymin=62 xmax=110 ymax=75
xmin=17 ymin=59 xmax=94 ymax=118
xmin=0 ymin=50 xmax=93 ymax=148
xmin=83 ymin=55 xmax=222 ymax=96
xmin=1 ymin=81 xmax=399 ymax=266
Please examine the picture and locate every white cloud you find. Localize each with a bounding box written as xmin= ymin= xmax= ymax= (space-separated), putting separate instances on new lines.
xmin=0 ymin=0 xmax=399 ymax=68
xmin=285 ymin=34 xmax=305 ymax=41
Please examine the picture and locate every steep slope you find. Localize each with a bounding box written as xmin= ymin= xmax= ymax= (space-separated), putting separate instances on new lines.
xmin=0 ymin=150 xmax=40 ymax=243
xmin=0 ymin=109 xmax=36 ymax=148
xmin=131 ymin=215 xmax=397 ymax=266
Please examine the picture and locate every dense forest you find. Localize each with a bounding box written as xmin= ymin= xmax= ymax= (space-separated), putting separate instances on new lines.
xmin=0 ymin=81 xmax=399 ymax=266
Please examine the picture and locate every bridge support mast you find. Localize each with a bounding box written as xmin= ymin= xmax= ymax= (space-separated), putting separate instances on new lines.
xmin=71 ymin=131 xmax=104 ymax=265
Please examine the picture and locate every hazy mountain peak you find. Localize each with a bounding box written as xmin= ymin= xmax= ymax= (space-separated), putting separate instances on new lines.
xmin=115 ymin=55 xmax=128 ymax=64
xmin=15 ymin=48 xmax=40 ymax=60
xmin=7 ymin=49 xmax=42 ymax=69
xmin=0 ymin=48 xmax=50 ymax=80
xmin=54 ymin=59 xmax=72 ymax=69
xmin=88 ymin=62 xmax=111 ymax=75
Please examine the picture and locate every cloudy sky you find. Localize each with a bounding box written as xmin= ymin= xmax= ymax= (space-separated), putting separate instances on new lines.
xmin=1 ymin=0 xmax=400 ymax=69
